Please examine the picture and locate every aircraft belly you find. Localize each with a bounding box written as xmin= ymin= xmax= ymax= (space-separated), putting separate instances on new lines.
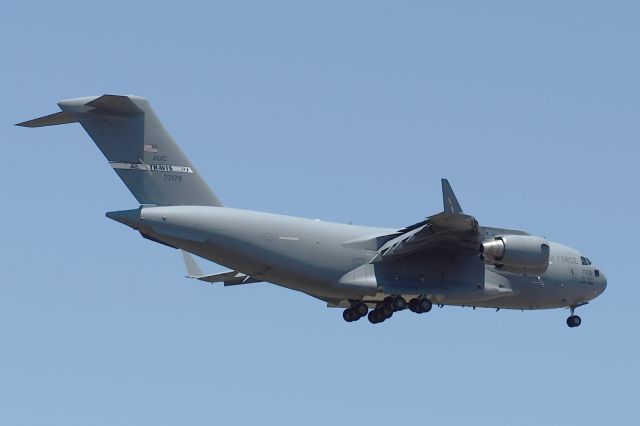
xmin=142 ymin=227 xmax=578 ymax=309
xmin=374 ymin=254 xmax=484 ymax=298
xmin=181 ymin=231 xmax=375 ymax=299
xmin=358 ymin=259 xmax=572 ymax=309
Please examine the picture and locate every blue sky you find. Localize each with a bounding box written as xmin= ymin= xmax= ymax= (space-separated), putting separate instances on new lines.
xmin=1 ymin=1 xmax=638 ymax=425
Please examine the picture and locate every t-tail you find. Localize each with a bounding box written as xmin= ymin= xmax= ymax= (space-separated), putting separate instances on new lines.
xmin=17 ymin=95 xmax=222 ymax=207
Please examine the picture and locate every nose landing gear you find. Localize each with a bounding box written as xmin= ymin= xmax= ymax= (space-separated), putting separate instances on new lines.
xmin=567 ymin=315 xmax=581 ymax=328
xmin=566 ymin=303 xmax=587 ymax=328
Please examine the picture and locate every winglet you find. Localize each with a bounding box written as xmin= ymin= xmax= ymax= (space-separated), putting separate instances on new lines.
xmin=442 ymin=179 xmax=463 ymax=214
xmin=181 ymin=249 xmax=204 ymax=278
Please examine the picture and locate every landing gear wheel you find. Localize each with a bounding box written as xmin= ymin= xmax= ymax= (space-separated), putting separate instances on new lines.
xmin=409 ymin=298 xmax=432 ymax=313
xmin=392 ymin=296 xmax=407 ymax=312
xmin=354 ymin=303 xmax=368 ymax=317
xmin=567 ymin=315 xmax=582 ymax=328
xmin=368 ymin=309 xmax=384 ymax=324
xmin=343 ymin=309 xmax=354 ymax=322
xmin=343 ymin=302 xmax=368 ymax=323
xmin=417 ymin=298 xmax=432 ymax=313
xmin=381 ymin=307 xmax=393 ymax=319
xmin=382 ymin=296 xmax=395 ymax=311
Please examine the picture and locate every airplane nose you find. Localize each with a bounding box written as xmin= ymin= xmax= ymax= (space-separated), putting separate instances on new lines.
xmin=597 ymin=269 xmax=607 ymax=295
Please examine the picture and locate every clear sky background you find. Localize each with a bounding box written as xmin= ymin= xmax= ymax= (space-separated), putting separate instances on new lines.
xmin=1 ymin=1 xmax=638 ymax=425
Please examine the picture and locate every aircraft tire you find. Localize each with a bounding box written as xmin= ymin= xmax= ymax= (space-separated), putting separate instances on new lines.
xmin=392 ymin=296 xmax=407 ymax=311
xmin=566 ymin=315 xmax=581 ymax=328
xmin=382 ymin=307 xmax=393 ymax=319
xmin=408 ymin=298 xmax=419 ymax=313
xmin=367 ymin=311 xmax=375 ymax=323
xmin=368 ymin=310 xmax=382 ymax=324
xmin=355 ymin=303 xmax=368 ymax=317
xmin=418 ymin=298 xmax=433 ymax=313
xmin=382 ymin=296 xmax=395 ymax=311
xmin=343 ymin=309 xmax=354 ymax=322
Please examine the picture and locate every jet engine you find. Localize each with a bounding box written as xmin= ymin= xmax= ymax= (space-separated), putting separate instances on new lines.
xmin=480 ymin=235 xmax=550 ymax=275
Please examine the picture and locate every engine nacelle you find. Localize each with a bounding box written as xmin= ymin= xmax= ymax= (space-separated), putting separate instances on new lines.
xmin=480 ymin=235 xmax=550 ymax=275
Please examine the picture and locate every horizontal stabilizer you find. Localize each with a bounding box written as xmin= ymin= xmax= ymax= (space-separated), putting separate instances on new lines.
xmin=85 ymin=94 xmax=143 ymax=115
xmin=196 ymin=270 xmax=262 ymax=286
xmin=180 ymin=250 xmax=262 ymax=286
xmin=16 ymin=111 xmax=77 ymax=128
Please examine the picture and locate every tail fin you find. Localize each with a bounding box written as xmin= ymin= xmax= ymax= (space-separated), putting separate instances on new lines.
xmin=17 ymin=95 xmax=222 ymax=207
xmin=441 ymin=178 xmax=462 ymax=214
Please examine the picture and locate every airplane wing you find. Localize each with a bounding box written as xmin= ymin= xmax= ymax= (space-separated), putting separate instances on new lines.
xmin=372 ymin=211 xmax=480 ymax=262
xmin=180 ymin=250 xmax=262 ymax=286
xmin=371 ymin=179 xmax=481 ymax=262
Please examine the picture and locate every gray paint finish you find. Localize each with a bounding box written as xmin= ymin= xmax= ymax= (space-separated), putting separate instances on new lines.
xmin=18 ymin=94 xmax=607 ymax=326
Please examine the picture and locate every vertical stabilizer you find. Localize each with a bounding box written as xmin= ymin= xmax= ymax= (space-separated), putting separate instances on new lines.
xmin=442 ymin=179 xmax=463 ymax=214
xmin=17 ymin=95 xmax=222 ymax=207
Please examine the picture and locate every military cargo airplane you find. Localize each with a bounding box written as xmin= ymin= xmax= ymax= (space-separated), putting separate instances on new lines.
xmin=18 ymin=95 xmax=607 ymax=327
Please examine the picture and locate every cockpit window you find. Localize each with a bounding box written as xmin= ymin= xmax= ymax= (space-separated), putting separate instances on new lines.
xmin=586 ymin=258 xmax=592 ymax=265
xmin=581 ymin=256 xmax=588 ymax=265
xmin=595 ymin=269 xmax=600 ymax=277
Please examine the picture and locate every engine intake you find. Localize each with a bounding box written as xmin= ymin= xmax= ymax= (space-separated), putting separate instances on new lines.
xmin=480 ymin=235 xmax=550 ymax=275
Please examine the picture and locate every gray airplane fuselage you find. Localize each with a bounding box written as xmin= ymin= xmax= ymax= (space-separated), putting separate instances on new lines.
xmin=108 ymin=205 xmax=607 ymax=310
xmin=19 ymin=94 xmax=607 ymax=326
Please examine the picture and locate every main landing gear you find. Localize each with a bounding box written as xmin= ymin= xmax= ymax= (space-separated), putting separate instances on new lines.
xmin=357 ymin=296 xmax=432 ymax=324
xmin=367 ymin=296 xmax=399 ymax=324
xmin=342 ymin=296 xmax=434 ymax=324
xmin=408 ymin=297 xmax=432 ymax=314
xmin=342 ymin=302 xmax=368 ymax=322
xmin=566 ymin=305 xmax=582 ymax=328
